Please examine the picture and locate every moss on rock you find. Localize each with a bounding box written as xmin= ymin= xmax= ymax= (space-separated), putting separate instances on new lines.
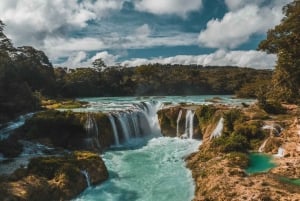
xmin=0 ymin=151 xmax=109 ymax=201
xmin=18 ymin=110 xmax=115 ymax=151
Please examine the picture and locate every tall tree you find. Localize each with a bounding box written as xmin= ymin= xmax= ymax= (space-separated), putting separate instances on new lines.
xmin=258 ymin=0 xmax=300 ymax=103
xmin=92 ymin=58 xmax=106 ymax=72
xmin=0 ymin=20 xmax=13 ymax=50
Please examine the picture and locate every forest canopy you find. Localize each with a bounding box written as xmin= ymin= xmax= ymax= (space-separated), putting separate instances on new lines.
xmin=259 ymin=0 xmax=300 ymax=103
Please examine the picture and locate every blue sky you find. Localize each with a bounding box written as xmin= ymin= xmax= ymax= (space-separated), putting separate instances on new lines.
xmin=0 ymin=0 xmax=292 ymax=68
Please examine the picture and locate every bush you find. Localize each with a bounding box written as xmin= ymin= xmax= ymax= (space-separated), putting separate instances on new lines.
xmin=21 ymin=110 xmax=86 ymax=148
xmin=195 ymin=105 xmax=217 ymax=125
xmin=226 ymin=152 xmax=249 ymax=168
xmin=234 ymin=121 xmax=265 ymax=140
xmin=223 ymin=109 xmax=244 ymax=134
xmin=258 ymin=100 xmax=286 ymax=114
xmin=213 ymin=133 xmax=249 ymax=153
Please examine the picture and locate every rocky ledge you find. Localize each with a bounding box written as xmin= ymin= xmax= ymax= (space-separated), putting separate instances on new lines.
xmin=0 ymin=151 xmax=109 ymax=201
xmin=158 ymin=103 xmax=300 ymax=200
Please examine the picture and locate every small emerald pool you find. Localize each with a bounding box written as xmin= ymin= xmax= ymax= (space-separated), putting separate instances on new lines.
xmin=246 ymin=153 xmax=276 ymax=174
xmin=279 ymin=177 xmax=300 ymax=186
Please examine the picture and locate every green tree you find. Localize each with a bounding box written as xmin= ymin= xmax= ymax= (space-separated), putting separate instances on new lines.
xmin=258 ymin=0 xmax=300 ymax=103
xmin=92 ymin=58 xmax=106 ymax=71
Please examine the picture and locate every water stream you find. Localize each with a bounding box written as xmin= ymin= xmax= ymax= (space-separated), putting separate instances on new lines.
xmin=0 ymin=96 xmax=254 ymax=201
xmin=75 ymin=137 xmax=200 ymax=201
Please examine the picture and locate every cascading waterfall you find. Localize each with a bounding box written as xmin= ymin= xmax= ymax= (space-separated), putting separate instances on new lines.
xmin=116 ymin=112 xmax=132 ymax=141
xmin=262 ymin=123 xmax=283 ymax=136
xmin=81 ymin=170 xmax=91 ymax=187
xmin=274 ymin=147 xmax=285 ymax=157
xmin=84 ymin=114 xmax=100 ymax=149
xmin=176 ymin=110 xmax=183 ymax=137
xmin=184 ymin=110 xmax=195 ymax=139
xmin=210 ymin=117 xmax=224 ymax=140
xmin=0 ymin=113 xmax=34 ymax=140
xmin=108 ymin=114 xmax=120 ymax=146
xmin=107 ymin=101 xmax=162 ymax=146
xmin=258 ymin=138 xmax=269 ymax=152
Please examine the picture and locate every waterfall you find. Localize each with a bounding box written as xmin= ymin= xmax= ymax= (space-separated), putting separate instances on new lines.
xmin=274 ymin=147 xmax=285 ymax=157
xmin=176 ymin=110 xmax=183 ymax=137
xmin=184 ymin=110 xmax=195 ymax=139
xmin=262 ymin=123 xmax=283 ymax=136
xmin=108 ymin=114 xmax=120 ymax=146
xmin=116 ymin=113 xmax=131 ymax=142
xmin=81 ymin=170 xmax=91 ymax=187
xmin=210 ymin=117 xmax=224 ymax=140
xmin=107 ymin=101 xmax=162 ymax=146
xmin=258 ymin=138 xmax=269 ymax=152
xmin=84 ymin=114 xmax=100 ymax=149
xmin=0 ymin=113 xmax=34 ymax=140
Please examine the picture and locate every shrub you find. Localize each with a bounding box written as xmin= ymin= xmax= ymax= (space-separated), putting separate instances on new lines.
xmin=195 ymin=105 xmax=217 ymax=125
xmin=213 ymin=133 xmax=249 ymax=153
xmin=258 ymin=100 xmax=286 ymax=114
xmin=21 ymin=110 xmax=86 ymax=148
xmin=234 ymin=121 xmax=265 ymax=140
xmin=223 ymin=109 xmax=244 ymax=134
xmin=226 ymin=152 xmax=249 ymax=168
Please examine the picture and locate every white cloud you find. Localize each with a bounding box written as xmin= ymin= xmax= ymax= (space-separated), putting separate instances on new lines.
xmin=135 ymin=24 xmax=151 ymax=38
xmin=90 ymin=51 xmax=119 ymax=66
xmin=225 ymin=0 xmax=293 ymax=11
xmin=59 ymin=51 xmax=118 ymax=68
xmin=121 ymin=50 xmax=277 ymax=69
xmin=43 ymin=37 xmax=106 ymax=60
xmin=0 ymin=0 xmax=125 ymax=46
xmin=133 ymin=0 xmax=202 ymax=17
xmin=123 ymin=33 xmax=198 ymax=49
xmin=225 ymin=0 xmax=262 ymax=11
xmin=58 ymin=49 xmax=276 ymax=69
xmin=199 ymin=1 xmax=291 ymax=49
xmin=63 ymin=51 xmax=88 ymax=68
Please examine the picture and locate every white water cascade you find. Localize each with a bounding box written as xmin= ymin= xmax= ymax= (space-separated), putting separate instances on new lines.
xmin=262 ymin=123 xmax=283 ymax=136
xmin=274 ymin=147 xmax=285 ymax=157
xmin=108 ymin=114 xmax=120 ymax=146
xmin=176 ymin=110 xmax=183 ymax=137
xmin=183 ymin=110 xmax=195 ymax=139
xmin=84 ymin=114 xmax=100 ymax=150
xmin=258 ymin=138 xmax=269 ymax=152
xmin=81 ymin=170 xmax=91 ymax=187
xmin=107 ymin=101 xmax=162 ymax=146
xmin=0 ymin=113 xmax=34 ymax=140
xmin=210 ymin=117 xmax=224 ymax=140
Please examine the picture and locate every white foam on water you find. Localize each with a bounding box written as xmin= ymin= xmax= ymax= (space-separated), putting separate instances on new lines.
xmin=74 ymin=137 xmax=201 ymax=201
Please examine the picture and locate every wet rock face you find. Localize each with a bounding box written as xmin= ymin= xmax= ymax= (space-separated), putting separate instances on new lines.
xmin=0 ymin=151 xmax=109 ymax=201
xmin=17 ymin=110 xmax=115 ymax=152
xmin=157 ymin=106 xmax=202 ymax=139
xmin=186 ymin=104 xmax=300 ymax=201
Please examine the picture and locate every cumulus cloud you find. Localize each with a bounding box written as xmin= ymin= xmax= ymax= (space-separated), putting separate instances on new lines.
xmin=121 ymin=50 xmax=277 ymax=69
xmin=225 ymin=0 xmax=292 ymax=11
xmin=225 ymin=0 xmax=262 ymax=11
xmin=59 ymin=51 xmax=119 ymax=68
xmin=63 ymin=51 xmax=88 ymax=68
xmin=135 ymin=24 xmax=151 ymax=38
xmin=0 ymin=0 xmax=125 ymax=46
xmin=43 ymin=37 xmax=106 ymax=60
xmin=90 ymin=51 xmax=119 ymax=66
xmin=58 ymin=49 xmax=276 ymax=69
xmin=133 ymin=0 xmax=202 ymax=17
xmin=199 ymin=1 xmax=291 ymax=49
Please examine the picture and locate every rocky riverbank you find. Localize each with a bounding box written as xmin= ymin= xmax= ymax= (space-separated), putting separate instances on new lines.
xmin=180 ymin=103 xmax=300 ymax=200
xmin=1 ymin=100 xmax=300 ymax=201
xmin=0 ymin=151 xmax=108 ymax=201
